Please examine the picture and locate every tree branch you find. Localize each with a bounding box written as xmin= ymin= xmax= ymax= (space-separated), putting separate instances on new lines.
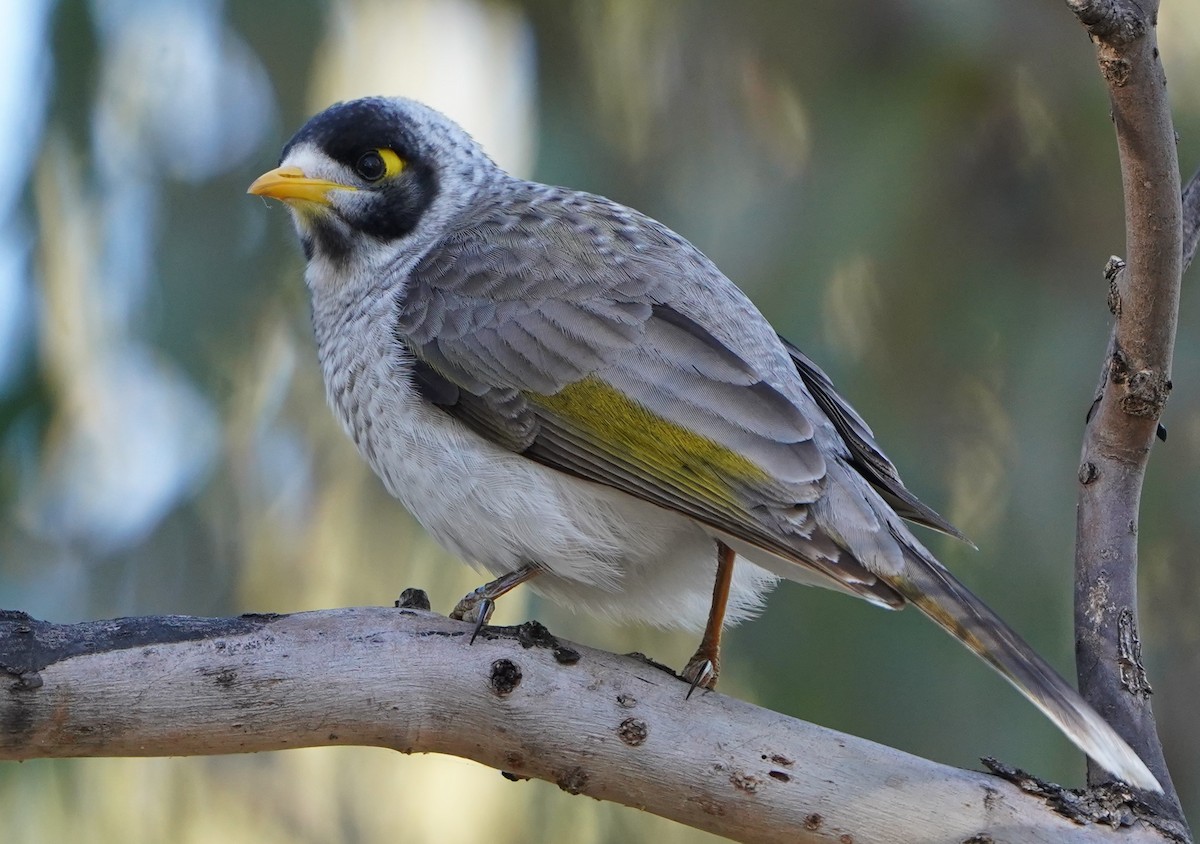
xmin=1068 ymin=0 xmax=1187 ymax=829
xmin=0 ymin=606 xmax=1180 ymax=844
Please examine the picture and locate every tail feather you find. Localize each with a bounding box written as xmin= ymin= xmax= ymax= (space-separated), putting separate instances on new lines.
xmin=892 ymin=546 xmax=1162 ymax=793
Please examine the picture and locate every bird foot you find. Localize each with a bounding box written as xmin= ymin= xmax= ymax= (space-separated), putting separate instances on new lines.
xmin=450 ymin=590 xmax=496 ymax=644
xmin=448 ymin=564 xmax=542 ymax=643
xmin=682 ymin=654 xmax=718 ymax=698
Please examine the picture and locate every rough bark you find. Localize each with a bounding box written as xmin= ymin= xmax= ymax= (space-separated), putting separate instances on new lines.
xmin=1067 ymin=0 xmax=1189 ymax=833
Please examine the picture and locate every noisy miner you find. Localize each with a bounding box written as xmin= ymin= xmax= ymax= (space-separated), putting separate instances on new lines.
xmin=248 ymin=96 xmax=1159 ymax=791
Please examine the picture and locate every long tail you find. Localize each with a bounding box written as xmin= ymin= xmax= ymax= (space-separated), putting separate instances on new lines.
xmin=892 ymin=545 xmax=1161 ymax=793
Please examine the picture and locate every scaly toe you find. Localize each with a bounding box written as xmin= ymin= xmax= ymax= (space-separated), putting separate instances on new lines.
xmin=682 ymin=657 xmax=718 ymax=698
xmin=450 ymin=590 xmax=496 ymax=643
xmin=449 ymin=589 xmax=484 ymax=622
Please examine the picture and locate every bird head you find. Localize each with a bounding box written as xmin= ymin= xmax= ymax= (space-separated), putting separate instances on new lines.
xmin=249 ymin=97 xmax=494 ymax=293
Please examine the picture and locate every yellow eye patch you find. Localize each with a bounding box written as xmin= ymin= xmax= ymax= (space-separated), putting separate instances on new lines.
xmin=377 ymin=148 xmax=405 ymax=177
xmin=355 ymin=148 xmax=406 ymax=182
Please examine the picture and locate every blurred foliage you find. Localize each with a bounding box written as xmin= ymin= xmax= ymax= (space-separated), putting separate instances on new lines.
xmin=1 ymin=0 xmax=1198 ymax=840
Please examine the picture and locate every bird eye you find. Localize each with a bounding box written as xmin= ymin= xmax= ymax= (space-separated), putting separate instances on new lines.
xmin=356 ymin=151 xmax=386 ymax=181
xmin=355 ymin=148 xmax=405 ymax=182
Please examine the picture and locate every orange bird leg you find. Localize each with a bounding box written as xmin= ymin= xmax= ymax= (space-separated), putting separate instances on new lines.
xmin=682 ymin=541 xmax=736 ymax=696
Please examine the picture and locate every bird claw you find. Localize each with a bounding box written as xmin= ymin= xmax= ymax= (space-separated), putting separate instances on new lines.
xmin=682 ymin=656 xmax=718 ymax=698
xmin=449 ymin=565 xmax=541 ymax=643
xmin=450 ymin=590 xmax=496 ymax=644
xmin=467 ymin=599 xmax=495 ymax=643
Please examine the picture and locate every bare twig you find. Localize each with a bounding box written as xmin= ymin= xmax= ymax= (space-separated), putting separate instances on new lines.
xmin=1068 ymin=0 xmax=1187 ymax=829
xmin=0 ymin=606 xmax=1178 ymax=844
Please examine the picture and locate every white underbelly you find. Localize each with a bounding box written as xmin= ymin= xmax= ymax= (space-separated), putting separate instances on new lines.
xmin=333 ymin=345 xmax=778 ymax=629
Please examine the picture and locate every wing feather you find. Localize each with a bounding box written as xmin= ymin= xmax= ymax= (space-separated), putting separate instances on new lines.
xmin=396 ymin=185 xmax=902 ymax=605
xmin=777 ymin=335 xmax=966 ymax=541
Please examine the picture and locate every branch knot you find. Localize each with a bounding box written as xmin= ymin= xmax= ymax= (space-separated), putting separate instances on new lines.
xmin=1067 ymin=0 xmax=1149 ymax=47
xmin=1107 ymin=349 xmax=1170 ymax=419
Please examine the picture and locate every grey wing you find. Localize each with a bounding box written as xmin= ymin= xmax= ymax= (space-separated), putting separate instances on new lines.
xmin=777 ymin=335 xmax=967 ymax=542
xmin=397 ymin=184 xmax=903 ymax=605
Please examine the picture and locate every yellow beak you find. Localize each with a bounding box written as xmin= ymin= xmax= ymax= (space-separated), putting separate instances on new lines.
xmin=247 ymin=166 xmax=356 ymax=206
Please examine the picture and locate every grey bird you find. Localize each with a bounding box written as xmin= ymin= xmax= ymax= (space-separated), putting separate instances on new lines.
xmin=248 ymin=96 xmax=1160 ymax=791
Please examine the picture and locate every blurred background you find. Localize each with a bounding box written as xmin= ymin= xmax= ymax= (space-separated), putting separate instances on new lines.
xmin=2 ymin=0 xmax=1198 ymax=840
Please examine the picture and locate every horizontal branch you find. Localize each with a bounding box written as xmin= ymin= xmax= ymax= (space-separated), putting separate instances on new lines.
xmin=0 ymin=606 xmax=1174 ymax=843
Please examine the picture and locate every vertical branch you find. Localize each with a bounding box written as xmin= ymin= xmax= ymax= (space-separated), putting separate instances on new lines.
xmin=1067 ymin=0 xmax=1185 ymax=822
